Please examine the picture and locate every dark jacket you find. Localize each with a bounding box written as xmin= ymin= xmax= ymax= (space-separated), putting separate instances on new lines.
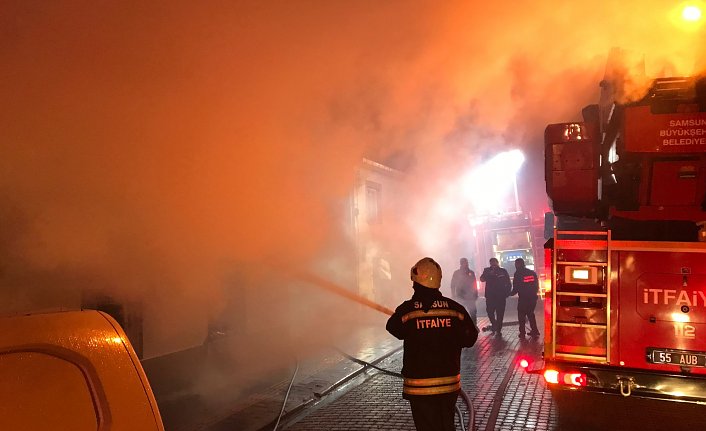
xmin=386 ymin=282 xmax=478 ymax=399
xmin=510 ymin=267 xmax=539 ymax=304
xmin=480 ymin=266 xmax=511 ymax=301
xmin=450 ymin=268 xmax=477 ymax=301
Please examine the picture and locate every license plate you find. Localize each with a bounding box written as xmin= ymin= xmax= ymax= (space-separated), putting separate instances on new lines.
xmin=646 ymin=348 xmax=706 ymax=367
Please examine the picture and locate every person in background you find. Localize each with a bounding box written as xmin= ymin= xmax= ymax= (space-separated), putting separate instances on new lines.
xmin=480 ymin=257 xmax=511 ymax=335
xmin=509 ymin=258 xmax=540 ymax=338
xmin=450 ymin=258 xmax=478 ymax=323
xmin=387 ymin=257 xmax=478 ymax=431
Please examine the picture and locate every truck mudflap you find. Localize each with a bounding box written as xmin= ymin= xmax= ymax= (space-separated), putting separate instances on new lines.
xmin=547 ymin=361 xmax=706 ymax=404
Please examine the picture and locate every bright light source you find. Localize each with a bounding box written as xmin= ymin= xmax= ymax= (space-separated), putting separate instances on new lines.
xmin=671 ymin=2 xmax=704 ymax=30
xmin=571 ymin=269 xmax=590 ymax=280
xmin=544 ymin=369 xmax=587 ymax=386
xmin=683 ymin=5 xmax=702 ymax=21
xmin=463 ymin=149 xmax=525 ymax=215
xmin=519 ymin=359 xmax=529 ymax=368
xmin=544 ymin=369 xmax=559 ymax=384
xmin=671 ymin=312 xmax=690 ymax=323
xmin=565 ymin=266 xmax=596 ymax=284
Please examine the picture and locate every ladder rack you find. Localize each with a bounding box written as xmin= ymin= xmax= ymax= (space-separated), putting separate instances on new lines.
xmin=551 ymin=229 xmax=612 ymax=364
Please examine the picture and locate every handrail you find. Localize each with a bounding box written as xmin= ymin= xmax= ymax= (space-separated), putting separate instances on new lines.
xmin=555 ymin=292 xmax=607 ymax=298
xmin=551 ymin=228 xmax=612 ymax=365
xmin=554 ymin=261 xmax=607 ymax=267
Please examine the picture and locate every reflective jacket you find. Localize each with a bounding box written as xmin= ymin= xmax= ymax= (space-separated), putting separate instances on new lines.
xmin=510 ymin=267 xmax=539 ymax=304
xmin=386 ymin=283 xmax=478 ymax=399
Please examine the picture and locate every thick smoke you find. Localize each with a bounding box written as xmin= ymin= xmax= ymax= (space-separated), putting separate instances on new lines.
xmin=1 ymin=0 xmax=704 ymax=363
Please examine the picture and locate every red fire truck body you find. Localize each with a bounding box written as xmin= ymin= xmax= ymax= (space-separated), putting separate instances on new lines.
xmin=543 ymin=76 xmax=706 ymax=404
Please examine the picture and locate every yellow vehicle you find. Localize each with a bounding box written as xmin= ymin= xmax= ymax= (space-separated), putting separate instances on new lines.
xmin=0 ymin=310 xmax=164 ymax=431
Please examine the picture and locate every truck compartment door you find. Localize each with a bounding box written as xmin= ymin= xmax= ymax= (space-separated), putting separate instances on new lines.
xmin=617 ymin=250 xmax=706 ymax=375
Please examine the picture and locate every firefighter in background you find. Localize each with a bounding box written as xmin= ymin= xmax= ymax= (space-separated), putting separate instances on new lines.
xmin=450 ymin=258 xmax=478 ymax=323
xmin=387 ymin=257 xmax=478 ymax=431
xmin=509 ymin=258 xmax=540 ymax=338
xmin=480 ymin=257 xmax=511 ymax=335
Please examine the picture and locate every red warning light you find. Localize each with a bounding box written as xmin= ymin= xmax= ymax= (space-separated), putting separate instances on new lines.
xmin=543 ymin=369 xmax=587 ymax=387
xmin=519 ymin=359 xmax=529 ymax=369
xmin=567 ymin=372 xmax=587 ymax=387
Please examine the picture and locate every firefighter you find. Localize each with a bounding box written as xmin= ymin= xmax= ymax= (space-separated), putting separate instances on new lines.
xmin=480 ymin=257 xmax=511 ymax=335
xmin=386 ymin=257 xmax=478 ymax=431
xmin=450 ymin=257 xmax=478 ymax=323
xmin=509 ymin=258 xmax=540 ymax=338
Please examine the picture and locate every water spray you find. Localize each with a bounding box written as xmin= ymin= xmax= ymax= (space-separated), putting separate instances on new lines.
xmin=292 ymin=270 xmax=395 ymax=316
xmin=288 ymin=269 xmax=475 ymax=431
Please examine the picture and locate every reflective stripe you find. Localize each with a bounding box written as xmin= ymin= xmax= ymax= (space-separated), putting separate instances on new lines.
xmin=403 ymin=382 xmax=461 ymax=396
xmin=404 ymin=374 xmax=460 ymax=387
xmin=401 ymin=309 xmax=465 ymax=323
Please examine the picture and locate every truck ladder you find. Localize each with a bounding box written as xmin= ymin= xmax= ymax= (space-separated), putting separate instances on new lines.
xmin=551 ymin=229 xmax=611 ymax=364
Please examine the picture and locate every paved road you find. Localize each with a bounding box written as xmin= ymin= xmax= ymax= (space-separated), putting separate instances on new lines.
xmin=281 ymin=316 xmax=556 ymax=431
xmin=278 ymin=315 xmax=706 ymax=431
xmin=193 ymin=301 xmax=706 ymax=431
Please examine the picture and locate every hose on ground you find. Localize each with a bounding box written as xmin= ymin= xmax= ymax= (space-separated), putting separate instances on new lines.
xmin=272 ymin=359 xmax=299 ymax=431
xmin=333 ymin=347 xmax=402 ymax=378
xmin=335 ymin=347 xmax=475 ymax=431
xmin=455 ymin=406 xmax=466 ymax=431
xmin=459 ymin=384 xmax=475 ymax=431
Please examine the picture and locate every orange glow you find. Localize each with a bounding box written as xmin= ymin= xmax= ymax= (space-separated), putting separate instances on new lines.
xmin=2 ymin=0 xmax=706 ymax=385
xmin=543 ymin=277 xmax=552 ymax=294
xmin=563 ymin=123 xmax=586 ymax=141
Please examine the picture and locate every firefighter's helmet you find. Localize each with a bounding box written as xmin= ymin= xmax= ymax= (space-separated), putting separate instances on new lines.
xmin=410 ymin=257 xmax=442 ymax=289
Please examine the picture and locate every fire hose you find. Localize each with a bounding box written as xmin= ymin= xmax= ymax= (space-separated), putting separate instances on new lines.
xmin=271 ymin=347 xmax=475 ymax=431
xmin=270 ymin=270 xmax=476 ymax=431
xmin=334 ymin=348 xmax=475 ymax=431
xmin=273 ymin=359 xmax=299 ymax=431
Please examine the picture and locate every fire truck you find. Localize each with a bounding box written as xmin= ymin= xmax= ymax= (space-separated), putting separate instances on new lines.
xmin=483 ymin=213 xmax=538 ymax=272
xmin=541 ymin=75 xmax=706 ymax=412
xmin=471 ymin=212 xmax=546 ymax=295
